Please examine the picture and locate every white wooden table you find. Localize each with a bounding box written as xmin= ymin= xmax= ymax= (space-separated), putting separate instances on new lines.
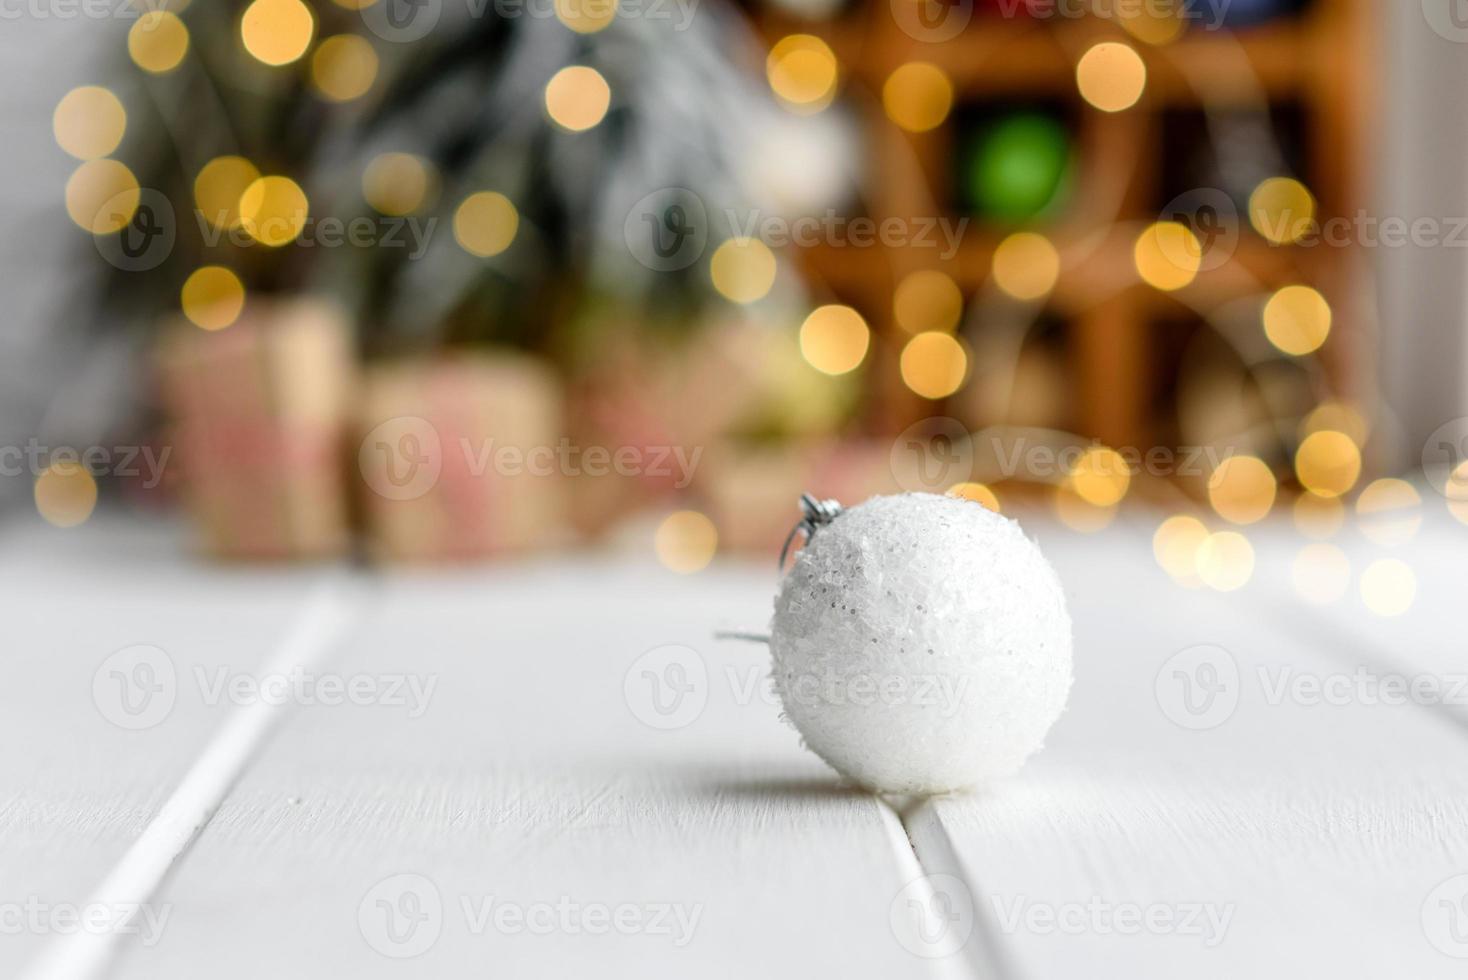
xmin=4 ymin=506 xmax=1466 ymax=979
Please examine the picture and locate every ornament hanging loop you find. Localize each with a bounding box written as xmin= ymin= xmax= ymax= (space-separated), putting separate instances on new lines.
xmin=779 ymin=493 xmax=843 ymax=572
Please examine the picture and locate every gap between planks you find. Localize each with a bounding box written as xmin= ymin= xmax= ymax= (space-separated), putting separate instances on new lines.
xmin=877 ymin=794 xmax=1007 ymax=980
xmin=20 ymin=576 xmax=365 ymax=980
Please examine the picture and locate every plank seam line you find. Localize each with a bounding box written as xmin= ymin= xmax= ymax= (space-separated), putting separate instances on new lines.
xmin=1114 ymin=510 xmax=1468 ymax=737
xmin=876 ymin=795 xmax=1010 ymax=980
xmin=1254 ymin=592 xmax=1468 ymax=741
xmin=20 ymin=575 xmax=365 ymax=980
xmin=1116 ymin=508 xmax=1468 ymax=744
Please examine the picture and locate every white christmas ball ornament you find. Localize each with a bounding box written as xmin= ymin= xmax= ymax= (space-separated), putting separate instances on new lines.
xmin=770 ymin=493 xmax=1072 ymax=794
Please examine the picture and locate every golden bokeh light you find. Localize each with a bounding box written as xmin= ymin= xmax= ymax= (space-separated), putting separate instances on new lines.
xmin=239 ymin=175 xmax=309 ymax=247
xmin=1153 ymin=514 xmax=1209 ymax=585
xmin=53 ymin=87 xmax=126 ymax=161
xmin=128 ymin=11 xmax=189 ymax=74
xmin=1197 ymin=530 xmax=1254 ymax=591
xmin=1293 ymin=491 xmax=1343 ymax=539
xmin=1249 ymin=176 xmax=1315 ymax=244
xmin=1263 ymin=285 xmax=1331 ymax=356
xmin=709 ymin=238 xmax=777 ymax=304
xmin=330 ymin=0 xmax=373 ymax=8
xmin=545 ymin=65 xmax=611 ymax=131
xmin=900 ymin=331 xmax=968 ymax=399
xmin=1355 ymin=478 xmax=1421 ymax=547
xmin=1053 ymin=486 xmax=1116 ymax=533
xmin=654 ymin=510 xmax=718 ymax=573
xmin=1300 ymin=400 xmax=1368 ymax=446
xmin=311 ymin=34 xmax=378 ymax=102
xmin=241 ymin=0 xmax=315 ymax=67
xmin=799 ymin=304 xmax=870 ymax=375
xmin=34 ymin=461 xmax=98 ymax=528
xmin=893 ymin=269 xmax=962 ymax=334
xmin=1134 ymin=220 xmax=1201 ymax=291
xmin=453 ymin=191 xmax=518 ymax=257
xmin=947 ymin=482 xmax=1000 ymax=512
xmin=992 ymin=231 xmax=1060 ymax=300
xmin=1075 ymin=41 xmax=1147 ymax=112
xmin=1446 ymin=461 xmax=1468 ymax=525
xmin=65 ymin=159 xmax=140 ymax=234
xmin=1292 ymin=542 xmax=1350 ymax=605
xmin=1069 ymin=445 xmax=1131 ymax=507
xmin=1206 ymin=455 xmax=1277 ymax=525
xmin=1294 ymin=430 xmax=1361 ymax=499
xmin=767 ymin=34 xmax=839 ymax=113
xmin=194 ymin=156 xmax=260 ymax=230
xmin=363 ymin=153 xmax=435 ymax=216
xmin=555 ymin=0 xmax=618 ymax=33
xmin=1359 ymin=558 xmax=1415 ymax=617
xmin=181 ymin=266 xmax=246 ymax=331
xmin=882 ymin=62 xmax=953 ymax=132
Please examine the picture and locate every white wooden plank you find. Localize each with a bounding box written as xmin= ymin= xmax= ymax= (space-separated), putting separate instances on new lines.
xmin=0 ymin=514 xmax=341 ymax=976
xmin=107 ymin=560 xmax=950 ymax=979
xmin=919 ymin=516 xmax=1468 ymax=979
xmin=1250 ymin=496 xmax=1468 ymax=726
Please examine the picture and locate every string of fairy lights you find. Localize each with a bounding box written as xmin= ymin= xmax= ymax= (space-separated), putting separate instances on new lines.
xmin=35 ymin=0 xmax=1468 ymax=613
xmin=53 ymin=0 xmax=619 ymax=330
xmin=747 ymin=2 xmax=1466 ymax=614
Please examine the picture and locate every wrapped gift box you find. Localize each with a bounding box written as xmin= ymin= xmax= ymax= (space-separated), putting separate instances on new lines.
xmin=155 ymin=297 xmax=353 ymax=560
xmin=356 ymin=354 xmax=567 ymax=561
xmin=705 ymin=440 xmax=908 ymax=557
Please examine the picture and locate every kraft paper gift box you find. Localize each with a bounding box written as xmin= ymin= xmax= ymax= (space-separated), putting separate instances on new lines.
xmin=705 ymin=440 xmax=905 ymax=556
xmin=564 ymin=317 xmax=776 ymax=539
xmin=356 ymin=353 xmax=567 ymax=562
xmin=155 ymin=298 xmax=353 ymax=560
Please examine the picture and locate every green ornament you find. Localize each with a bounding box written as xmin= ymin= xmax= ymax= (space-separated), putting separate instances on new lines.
xmin=964 ymin=113 xmax=1072 ymax=223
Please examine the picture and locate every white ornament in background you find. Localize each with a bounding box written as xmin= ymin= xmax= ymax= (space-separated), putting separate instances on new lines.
xmin=770 ymin=493 xmax=1073 ymax=794
xmin=745 ymin=109 xmax=859 ymax=215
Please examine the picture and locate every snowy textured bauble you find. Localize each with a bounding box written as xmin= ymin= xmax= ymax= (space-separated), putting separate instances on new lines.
xmin=770 ymin=493 xmax=1072 ymax=794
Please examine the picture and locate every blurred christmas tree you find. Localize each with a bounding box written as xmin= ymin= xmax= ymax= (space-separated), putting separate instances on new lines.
xmin=84 ymin=0 xmax=829 ymax=364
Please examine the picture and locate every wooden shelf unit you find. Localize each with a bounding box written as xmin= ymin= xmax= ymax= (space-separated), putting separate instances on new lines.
xmin=752 ymin=0 xmax=1372 ymax=455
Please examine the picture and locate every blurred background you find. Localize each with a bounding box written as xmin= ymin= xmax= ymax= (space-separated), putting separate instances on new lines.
xmin=3 ymin=0 xmax=1466 ymax=604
